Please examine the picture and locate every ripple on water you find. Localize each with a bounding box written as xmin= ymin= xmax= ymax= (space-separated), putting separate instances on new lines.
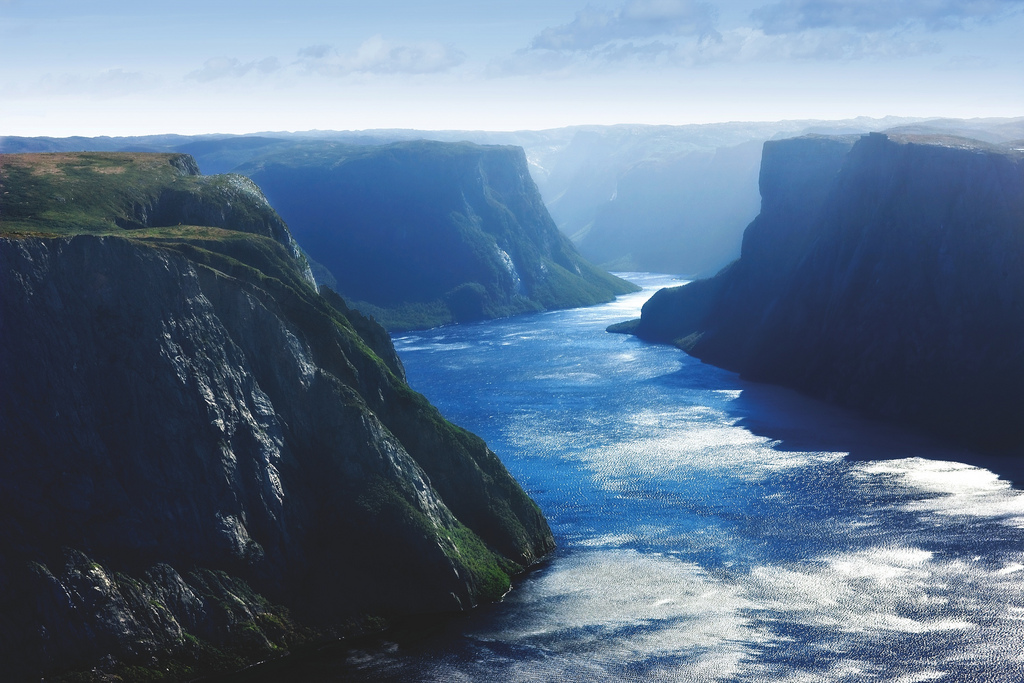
xmin=258 ymin=274 xmax=1024 ymax=682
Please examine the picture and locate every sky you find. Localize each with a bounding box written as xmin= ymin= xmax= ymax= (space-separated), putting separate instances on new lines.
xmin=1 ymin=0 xmax=1022 ymax=136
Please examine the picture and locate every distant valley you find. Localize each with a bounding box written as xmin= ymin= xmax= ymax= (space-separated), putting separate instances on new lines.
xmin=4 ymin=118 xmax=1024 ymax=681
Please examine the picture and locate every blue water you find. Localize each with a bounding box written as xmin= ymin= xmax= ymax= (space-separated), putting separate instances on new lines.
xmin=280 ymin=274 xmax=1024 ymax=681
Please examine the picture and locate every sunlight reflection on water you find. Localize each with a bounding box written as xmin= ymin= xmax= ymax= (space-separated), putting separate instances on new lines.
xmin=253 ymin=273 xmax=1024 ymax=682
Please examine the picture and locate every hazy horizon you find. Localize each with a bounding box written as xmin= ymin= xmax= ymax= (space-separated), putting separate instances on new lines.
xmin=6 ymin=114 xmax=1021 ymax=143
xmin=2 ymin=0 xmax=1022 ymax=137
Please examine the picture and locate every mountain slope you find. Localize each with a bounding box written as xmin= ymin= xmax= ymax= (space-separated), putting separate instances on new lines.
xmin=619 ymin=133 xmax=1024 ymax=451
xmin=237 ymin=140 xmax=637 ymax=330
xmin=0 ymin=152 xmax=554 ymax=680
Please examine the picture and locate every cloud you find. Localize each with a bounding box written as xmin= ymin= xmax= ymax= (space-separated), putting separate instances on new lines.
xmin=531 ymin=0 xmax=720 ymax=50
xmin=492 ymin=0 xmax=1002 ymax=76
xmin=491 ymin=21 xmax=941 ymax=76
xmin=725 ymin=26 xmax=942 ymax=61
xmin=753 ymin=0 xmax=1024 ymax=34
xmin=298 ymin=36 xmax=465 ymax=76
xmin=937 ymin=54 xmax=996 ymax=70
xmin=186 ymin=56 xmax=281 ymax=82
xmin=31 ymin=69 xmax=160 ymax=98
xmin=490 ymin=0 xmax=721 ymax=76
xmin=298 ymin=44 xmax=332 ymax=60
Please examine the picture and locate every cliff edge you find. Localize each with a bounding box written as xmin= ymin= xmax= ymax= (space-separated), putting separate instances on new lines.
xmin=620 ymin=133 xmax=1024 ymax=451
xmin=237 ymin=140 xmax=638 ymax=331
xmin=0 ymin=153 xmax=554 ymax=680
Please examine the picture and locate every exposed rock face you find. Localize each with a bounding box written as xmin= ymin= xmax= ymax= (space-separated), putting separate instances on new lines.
xmin=116 ymin=173 xmax=292 ymax=247
xmin=238 ymin=140 xmax=638 ymax=331
xmin=0 ymin=153 xmax=554 ymax=680
xmin=624 ymin=133 xmax=1024 ymax=451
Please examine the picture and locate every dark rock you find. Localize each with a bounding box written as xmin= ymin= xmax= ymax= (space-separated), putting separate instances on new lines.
xmin=238 ymin=140 xmax=638 ymax=331
xmin=0 ymin=153 xmax=554 ymax=680
xmin=625 ymin=133 xmax=1024 ymax=451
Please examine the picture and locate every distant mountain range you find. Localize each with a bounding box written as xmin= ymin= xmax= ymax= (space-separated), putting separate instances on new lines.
xmin=6 ymin=117 xmax=1023 ymax=278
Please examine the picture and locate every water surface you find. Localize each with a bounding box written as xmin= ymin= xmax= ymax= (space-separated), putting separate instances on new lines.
xmin=264 ymin=273 xmax=1024 ymax=681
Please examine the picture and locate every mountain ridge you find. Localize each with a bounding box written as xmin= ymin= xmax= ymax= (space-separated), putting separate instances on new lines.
xmin=238 ymin=139 xmax=638 ymax=330
xmin=9 ymin=117 xmax=1023 ymax=278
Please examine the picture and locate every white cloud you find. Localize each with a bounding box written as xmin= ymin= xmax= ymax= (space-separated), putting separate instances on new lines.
xmin=297 ymin=36 xmax=465 ymax=76
xmin=29 ymin=69 xmax=160 ymax=98
xmin=714 ymin=26 xmax=943 ymax=62
xmin=531 ymin=0 xmax=719 ymax=50
xmin=492 ymin=0 xmax=962 ymax=76
xmin=753 ymin=0 xmax=1024 ymax=34
xmin=491 ymin=23 xmax=940 ymax=77
xmin=186 ymin=56 xmax=280 ymax=82
xmin=298 ymin=44 xmax=331 ymax=60
xmin=490 ymin=0 xmax=723 ymax=76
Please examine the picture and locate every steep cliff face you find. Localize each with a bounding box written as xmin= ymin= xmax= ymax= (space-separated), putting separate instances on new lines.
xmin=238 ymin=140 xmax=638 ymax=331
xmin=627 ymin=135 xmax=858 ymax=366
xmin=2 ymin=152 xmax=286 ymax=241
xmin=0 ymin=153 xmax=554 ymax=680
xmin=624 ymin=133 xmax=1024 ymax=451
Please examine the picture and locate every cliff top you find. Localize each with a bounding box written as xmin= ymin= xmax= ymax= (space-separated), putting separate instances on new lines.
xmin=0 ymin=151 xmax=285 ymax=241
xmin=0 ymin=151 xmax=314 ymax=310
xmin=0 ymin=150 xmax=199 ymax=176
xmin=880 ymin=131 xmax=1024 ymax=157
xmin=781 ymin=131 xmax=1024 ymax=158
xmin=234 ymin=138 xmax=526 ymax=174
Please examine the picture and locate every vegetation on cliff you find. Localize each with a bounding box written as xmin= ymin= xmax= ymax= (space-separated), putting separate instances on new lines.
xmin=0 ymin=152 xmax=555 ymax=681
xmin=237 ymin=140 xmax=638 ymax=331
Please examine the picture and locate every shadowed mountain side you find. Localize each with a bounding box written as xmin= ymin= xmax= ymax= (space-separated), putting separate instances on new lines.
xmin=619 ymin=133 xmax=1024 ymax=454
xmin=12 ymin=117 xmax=1024 ymax=279
xmin=0 ymin=153 xmax=554 ymax=681
xmin=237 ymin=140 xmax=637 ymax=331
xmin=719 ymin=379 xmax=1024 ymax=488
xmin=573 ymin=140 xmax=764 ymax=277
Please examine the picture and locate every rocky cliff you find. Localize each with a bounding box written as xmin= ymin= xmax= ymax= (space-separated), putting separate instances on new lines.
xmin=0 ymin=153 xmax=554 ymax=680
xmin=620 ymin=133 xmax=1024 ymax=451
xmin=9 ymin=119 xmax=1023 ymax=281
xmin=237 ymin=140 xmax=638 ymax=331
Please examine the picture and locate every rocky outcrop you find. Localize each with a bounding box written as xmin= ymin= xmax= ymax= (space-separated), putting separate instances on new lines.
xmin=0 ymin=153 xmax=554 ymax=680
xmin=115 ymin=174 xmax=291 ymax=245
xmin=621 ymin=133 xmax=1024 ymax=451
xmin=0 ymin=151 xmax=315 ymax=288
xmin=238 ymin=140 xmax=638 ymax=330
